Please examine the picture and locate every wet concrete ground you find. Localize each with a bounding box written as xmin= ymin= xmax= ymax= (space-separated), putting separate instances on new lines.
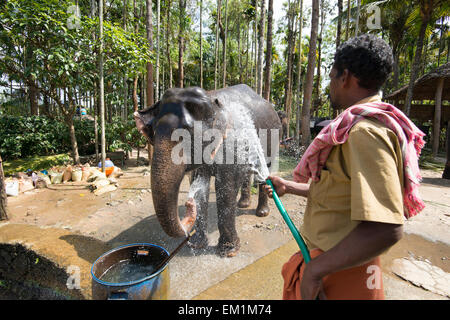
xmin=1 ymin=151 xmax=449 ymax=300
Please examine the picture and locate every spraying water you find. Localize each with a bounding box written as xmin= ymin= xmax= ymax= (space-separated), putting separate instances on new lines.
xmin=219 ymin=93 xmax=271 ymax=183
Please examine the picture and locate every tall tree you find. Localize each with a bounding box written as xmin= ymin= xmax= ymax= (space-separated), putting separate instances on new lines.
xmin=214 ymin=0 xmax=222 ymax=90
xmin=404 ymin=0 xmax=437 ymax=116
xmin=166 ymin=0 xmax=174 ymax=89
xmin=156 ymin=0 xmax=161 ymax=99
xmin=178 ymin=0 xmax=187 ymax=88
xmin=284 ymin=0 xmax=296 ymax=138
xmin=123 ymin=0 xmax=128 ymax=120
xmin=345 ymin=0 xmax=351 ymax=41
xmin=336 ymin=0 xmax=343 ymax=49
xmin=355 ymin=0 xmax=361 ymax=36
xmin=0 ymin=155 xmax=8 ymax=221
xmin=301 ymin=0 xmax=319 ymax=146
xmin=295 ymin=0 xmax=304 ymax=143
xmin=99 ymin=0 xmax=106 ymax=172
xmin=221 ymin=0 xmax=229 ymax=87
xmin=146 ymin=0 xmax=154 ymax=106
xmin=199 ymin=0 xmax=204 ymax=88
xmin=263 ymin=0 xmax=273 ymax=101
xmin=256 ymin=0 xmax=265 ymax=95
xmin=313 ymin=0 xmax=326 ymax=116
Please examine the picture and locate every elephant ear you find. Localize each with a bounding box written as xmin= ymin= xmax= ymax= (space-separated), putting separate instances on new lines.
xmin=135 ymin=101 xmax=161 ymax=144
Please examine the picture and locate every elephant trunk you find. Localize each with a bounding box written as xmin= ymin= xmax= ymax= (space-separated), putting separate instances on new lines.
xmin=151 ymin=138 xmax=196 ymax=238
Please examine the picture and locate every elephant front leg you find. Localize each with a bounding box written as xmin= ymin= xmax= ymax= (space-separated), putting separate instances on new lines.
xmin=187 ymin=169 xmax=211 ymax=250
xmin=215 ymin=170 xmax=242 ymax=258
xmin=256 ymin=183 xmax=270 ymax=217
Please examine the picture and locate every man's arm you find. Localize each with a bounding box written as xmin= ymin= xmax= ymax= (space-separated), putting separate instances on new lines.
xmin=301 ymin=220 xmax=403 ymax=299
xmin=263 ymin=175 xmax=310 ymax=198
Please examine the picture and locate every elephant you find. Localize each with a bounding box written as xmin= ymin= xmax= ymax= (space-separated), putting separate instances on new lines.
xmin=134 ymin=84 xmax=281 ymax=257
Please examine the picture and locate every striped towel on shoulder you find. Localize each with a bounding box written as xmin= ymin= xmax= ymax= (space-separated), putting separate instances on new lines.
xmin=293 ymin=101 xmax=426 ymax=219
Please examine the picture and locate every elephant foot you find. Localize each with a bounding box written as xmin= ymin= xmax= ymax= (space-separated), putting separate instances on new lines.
xmin=237 ymin=195 xmax=251 ymax=208
xmin=187 ymin=231 xmax=209 ymax=250
xmin=217 ymin=238 xmax=241 ymax=258
xmin=256 ymin=204 xmax=270 ymax=217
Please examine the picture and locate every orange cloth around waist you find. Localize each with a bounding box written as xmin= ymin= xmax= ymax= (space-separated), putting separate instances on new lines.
xmin=281 ymin=249 xmax=385 ymax=300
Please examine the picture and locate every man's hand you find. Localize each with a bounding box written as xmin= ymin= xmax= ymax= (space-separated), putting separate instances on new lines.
xmin=300 ymin=259 xmax=327 ymax=300
xmin=263 ymin=175 xmax=288 ymax=198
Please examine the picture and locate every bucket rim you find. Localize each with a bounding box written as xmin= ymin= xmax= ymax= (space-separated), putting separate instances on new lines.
xmin=91 ymin=242 xmax=169 ymax=287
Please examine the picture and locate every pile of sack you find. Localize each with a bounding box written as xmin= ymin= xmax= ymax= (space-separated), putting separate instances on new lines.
xmin=4 ymin=163 xmax=124 ymax=197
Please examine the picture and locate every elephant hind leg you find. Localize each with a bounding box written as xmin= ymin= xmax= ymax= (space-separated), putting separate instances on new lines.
xmin=237 ymin=173 xmax=251 ymax=208
xmin=256 ymin=184 xmax=270 ymax=217
xmin=215 ymin=169 xmax=241 ymax=258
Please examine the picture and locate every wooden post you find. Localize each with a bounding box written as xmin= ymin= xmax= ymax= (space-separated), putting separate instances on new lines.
xmin=0 ymin=155 xmax=8 ymax=221
xmin=443 ymin=121 xmax=450 ymax=179
xmin=432 ymin=78 xmax=444 ymax=158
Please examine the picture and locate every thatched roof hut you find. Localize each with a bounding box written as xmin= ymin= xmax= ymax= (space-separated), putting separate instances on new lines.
xmin=384 ymin=62 xmax=450 ymax=179
xmin=384 ymin=62 xmax=450 ymax=123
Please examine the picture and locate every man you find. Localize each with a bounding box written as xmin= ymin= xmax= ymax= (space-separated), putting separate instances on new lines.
xmin=264 ymin=34 xmax=425 ymax=300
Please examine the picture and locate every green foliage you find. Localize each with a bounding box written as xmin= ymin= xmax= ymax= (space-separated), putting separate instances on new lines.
xmin=3 ymin=153 xmax=72 ymax=176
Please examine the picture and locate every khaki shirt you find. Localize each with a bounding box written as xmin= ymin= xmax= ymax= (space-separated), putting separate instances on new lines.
xmin=301 ymin=95 xmax=405 ymax=252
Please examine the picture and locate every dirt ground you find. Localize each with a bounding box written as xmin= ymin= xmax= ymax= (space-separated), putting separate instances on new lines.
xmin=2 ymin=149 xmax=449 ymax=300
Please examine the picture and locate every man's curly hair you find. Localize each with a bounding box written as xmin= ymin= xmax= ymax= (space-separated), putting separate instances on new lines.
xmin=333 ymin=34 xmax=394 ymax=91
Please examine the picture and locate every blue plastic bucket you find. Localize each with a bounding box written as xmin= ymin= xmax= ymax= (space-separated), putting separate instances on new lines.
xmin=91 ymin=243 xmax=169 ymax=300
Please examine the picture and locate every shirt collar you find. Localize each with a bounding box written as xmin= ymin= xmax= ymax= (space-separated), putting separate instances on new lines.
xmin=354 ymin=94 xmax=382 ymax=106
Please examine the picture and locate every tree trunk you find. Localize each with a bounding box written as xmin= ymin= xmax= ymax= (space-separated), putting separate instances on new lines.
xmin=256 ymin=0 xmax=265 ymax=96
xmin=404 ymin=17 xmax=428 ymax=116
xmin=432 ymin=78 xmax=444 ymax=158
xmin=222 ymin=0 xmax=228 ymax=87
xmin=345 ymin=0 xmax=351 ymax=41
xmin=392 ymin=45 xmax=400 ymax=90
xmin=133 ymin=76 xmax=139 ymax=112
xmin=66 ymin=115 xmax=81 ymax=165
xmin=214 ymin=0 xmax=222 ymax=90
xmin=301 ymin=0 xmax=319 ymax=146
xmin=355 ymin=0 xmax=361 ymax=36
xmin=166 ymin=0 xmax=173 ymax=88
xmin=94 ymin=85 xmax=99 ymax=163
xmin=295 ymin=0 xmax=304 ymax=143
xmin=29 ymin=80 xmax=39 ymax=116
xmin=284 ymin=0 xmax=295 ymax=138
xmin=178 ymin=0 xmax=186 ymax=88
xmin=199 ymin=0 xmax=203 ymax=88
xmin=99 ymin=0 xmax=106 ymax=172
xmin=336 ymin=0 xmax=342 ymax=49
xmin=156 ymin=0 xmax=161 ymax=99
xmin=443 ymin=121 xmax=450 ymax=179
xmin=146 ymin=0 xmax=154 ymax=106
xmin=313 ymin=0 xmax=325 ymax=116
xmin=263 ymin=0 xmax=273 ymax=101
xmin=0 ymin=154 xmax=8 ymax=221
xmin=245 ymin=27 xmax=250 ymax=84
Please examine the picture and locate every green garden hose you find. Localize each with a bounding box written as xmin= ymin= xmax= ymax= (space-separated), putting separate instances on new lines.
xmin=266 ymin=179 xmax=311 ymax=263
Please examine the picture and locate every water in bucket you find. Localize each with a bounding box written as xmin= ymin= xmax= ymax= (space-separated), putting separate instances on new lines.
xmin=99 ymin=260 xmax=157 ymax=284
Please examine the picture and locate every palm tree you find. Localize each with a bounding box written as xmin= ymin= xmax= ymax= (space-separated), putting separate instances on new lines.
xmin=0 ymin=154 xmax=8 ymax=221
xmin=301 ymin=0 xmax=320 ymax=146
xmin=404 ymin=0 xmax=449 ymax=115
xmin=256 ymin=0 xmax=265 ymax=95
xmin=146 ymin=0 xmax=154 ymax=105
xmin=295 ymin=0 xmax=304 ymax=143
xmin=263 ymin=0 xmax=273 ymax=101
xmin=99 ymin=0 xmax=106 ymax=172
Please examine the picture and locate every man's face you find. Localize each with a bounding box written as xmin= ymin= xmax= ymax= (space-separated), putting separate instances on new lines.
xmin=329 ymin=65 xmax=342 ymax=110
